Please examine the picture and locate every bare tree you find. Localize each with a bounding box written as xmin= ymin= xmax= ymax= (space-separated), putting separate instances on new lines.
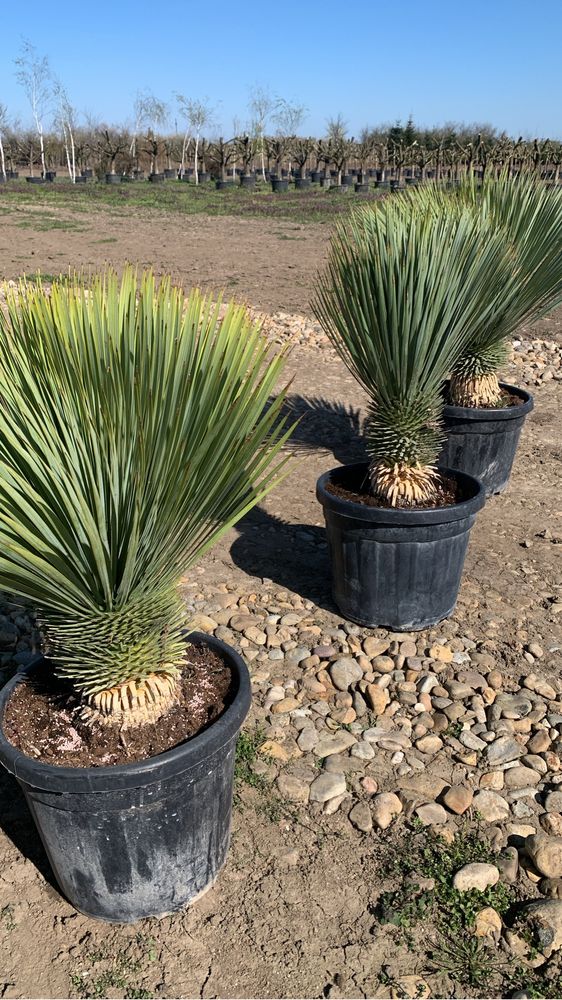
xmin=14 ymin=41 xmax=51 ymax=178
xmin=0 ymin=104 xmax=9 ymax=181
xmin=54 ymin=82 xmax=77 ymax=181
xmin=326 ymin=115 xmax=348 ymax=185
xmin=249 ymin=85 xmax=275 ymax=181
xmin=273 ymin=98 xmax=307 ymax=175
xmin=130 ymin=92 xmax=168 ymax=172
xmin=176 ymin=96 xmax=214 ymax=184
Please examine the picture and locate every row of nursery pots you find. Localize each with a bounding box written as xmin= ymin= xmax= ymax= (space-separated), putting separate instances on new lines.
xmin=0 ymin=372 xmax=534 ymax=924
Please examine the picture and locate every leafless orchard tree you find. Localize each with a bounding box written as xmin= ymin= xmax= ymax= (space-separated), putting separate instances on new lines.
xmin=176 ymin=95 xmax=215 ymax=183
xmin=130 ymin=92 xmax=168 ymax=172
xmin=14 ymin=41 xmax=51 ymax=178
xmin=0 ymin=103 xmax=9 ymax=181
xmin=54 ymin=81 xmax=78 ymax=182
xmin=249 ymin=85 xmax=275 ymax=181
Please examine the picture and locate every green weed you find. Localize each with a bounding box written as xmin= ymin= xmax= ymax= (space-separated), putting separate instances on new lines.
xmin=234 ymin=726 xmax=268 ymax=791
xmin=0 ymin=904 xmax=16 ymax=931
xmin=69 ymin=950 xmax=148 ymax=1000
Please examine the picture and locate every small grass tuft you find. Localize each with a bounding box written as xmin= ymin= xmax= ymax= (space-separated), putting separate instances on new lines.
xmin=234 ymin=726 xmax=268 ymax=791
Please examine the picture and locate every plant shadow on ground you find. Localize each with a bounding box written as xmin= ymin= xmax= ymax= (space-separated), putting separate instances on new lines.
xmin=230 ymin=394 xmax=366 ymax=611
xmin=280 ymin=394 xmax=367 ymax=465
xmin=0 ymin=766 xmax=60 ymax=893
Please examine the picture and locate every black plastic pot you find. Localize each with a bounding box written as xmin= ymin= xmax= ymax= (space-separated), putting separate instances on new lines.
xmin=8 ymin=170 xmax=19 ymax=179
xmin=295 ymin=177 xmax=311 ymax=189
xmin=310 ymin=171 xmax=322 ymax=183
xmin=45 ymin=171 xmax=56 ymax=182
xmin=198 ymin=172 xmax=210 ymax=183
xmin=240 ymin=174 xmax=256 ymax=189
xmin=271 ymin=178 xmax=288 ymax=192
xmin=0 ymin=632 xmax=251 ymax=923
xmin=317 ymin=463 xmax=485 ymax=630
xmin=164 ymin=169 xmax=176 ymax=179
xmin=355 ymin=182 xmax=370 ymax=193
xmin=73 ymin=176 xmax=87 ymax=184
xmin=26 ymin=176 xmax=45 ymax=184
xmin=149 ymin=173 xmax=165 ymax=183
xmin=81 ymin=169 xmax=93 ymax=178
xmin=341 ymin=174 xmax=353 ymax=186
xmin=215 ymin=179 xmax=234 ymax=190
xmin=438 ymin=381 xmax=534 ymax=496
xmin=105 ymin=173 xmax=121 ymax=184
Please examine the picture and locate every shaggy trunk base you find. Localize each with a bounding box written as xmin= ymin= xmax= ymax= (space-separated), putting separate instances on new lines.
xmin=449 ymin=372 xmax=501 ymax=408
xmin=81 ymin=672 xmax=179 ymax=729
xmin=371 ymin=462 xmax=440 ymax=507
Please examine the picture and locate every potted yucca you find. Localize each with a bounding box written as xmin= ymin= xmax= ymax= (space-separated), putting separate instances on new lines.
xmin=407 ymin=173 xmax=562 ymax=494
xmin=313 ymin=200 xmax=518 ymax=629
xmin=0 ymin=270 xmax=292 ymax=923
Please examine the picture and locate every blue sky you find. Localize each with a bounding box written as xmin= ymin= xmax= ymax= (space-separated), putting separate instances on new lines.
xmin=2 ymin=0 xmax=561 ymax=138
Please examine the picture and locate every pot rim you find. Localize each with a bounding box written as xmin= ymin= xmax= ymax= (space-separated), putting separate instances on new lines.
xmin=317 ymin=463 xmax=485 ymax=526
xmin=0 ymin=631 xmax=251 ymax=793
xmin=442 ymin=381 xmax=534 ymax=421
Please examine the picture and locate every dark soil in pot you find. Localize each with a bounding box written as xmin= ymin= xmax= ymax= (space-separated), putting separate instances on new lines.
xmin=4 ymin=645 xmax=234 ymax=768
xmin=0 ymin=632 xmax=251 ymax=923
xmin=317 ymin=463 xmax=485 ymax=631
xmin=439 ymin=381 xmax=534 ymax=496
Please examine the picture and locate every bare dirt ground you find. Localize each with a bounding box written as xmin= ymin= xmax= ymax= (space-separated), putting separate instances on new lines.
xmin=0 ymin=200 xmax=326 ymax=314
xmin=0 ymin=199 xmax=561 ymax=1000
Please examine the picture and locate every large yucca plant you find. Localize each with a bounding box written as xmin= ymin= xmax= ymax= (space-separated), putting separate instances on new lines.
xmin=401 ymin=172 xmax=562 ymax=406
xmin=0 ymin=269 xmax=292 ymax=728
xmin=312 ymin=199 xmax=520 ymax=506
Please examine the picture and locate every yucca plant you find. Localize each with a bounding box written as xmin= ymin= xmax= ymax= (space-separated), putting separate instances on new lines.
xmin=312 ymin=199 xmax=521 ymax=506
xmin=0 ymin=269 xmax=292 ymax=729
xmin=401 ymin=171 xmax=562 ymax=406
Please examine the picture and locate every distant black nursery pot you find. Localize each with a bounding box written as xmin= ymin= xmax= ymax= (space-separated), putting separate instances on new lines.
xmin=105 ymin=173 xmax=121 ymax=184
xmin=0 ymin=632 xmax=251 ymax=924
xmin=271 ymin=178 xmax=289 ymax=192
xmin=317 ymin=463 xmax=485 ymax=631
xmin=439 ymin=381 xmax=534 ymax=496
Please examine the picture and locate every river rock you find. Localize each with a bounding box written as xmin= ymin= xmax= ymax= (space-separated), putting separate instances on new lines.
xmin=415 ymin=802 xmax=448 ymax=826
xmin=309 ymin=772 xmax=346 ymax=803
xmin=314 ymin=731 xmax=357 ymax=758
xmin=504 ymin=766 xmax=542 ymax=789
xmin=372 ymin=792 xmax=403 ymax=830
xmin=329 ymin=657 xmax=363 ymax=691
xmin=474 ymin=906 xmax=502 ymax=943
xmin=472 ymin=790 xmax=510 ymax=822
xmin=526 ymin=833 xmax=562 ymax=878
xmin=497 ymin=846 xmax=519 ymax=882
xmin=517 ymin=899 xmax=562 ymax=957
xmin=453 ymin=862 xmax=500 ymax=892
xmin=276 ymin=772 xmax=310 ymax=803
xmin=349 ymin=801 xmax=373 ymax=833
xmin=442 ymin=785 xmax=474 ymax=815
xmin=485 ymin=736 xmax=525 ymax=766
xmin=362 ymin=637 xmax=390 ymax=658
xmin=365 ymin=684 xmax=390 ymax=715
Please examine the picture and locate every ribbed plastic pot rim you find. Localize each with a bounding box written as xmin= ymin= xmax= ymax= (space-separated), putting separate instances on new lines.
xmin=317 ymin=463 xmax=486 ymax=526
xmin=443 ymin=381 xmax=534 ymax=422
xmin=0 ymin=631 xmax=251 ymax=794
